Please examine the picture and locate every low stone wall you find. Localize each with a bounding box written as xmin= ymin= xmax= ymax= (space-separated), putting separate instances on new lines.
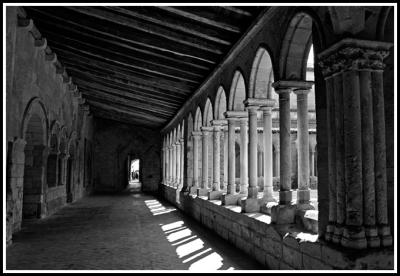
xmin=159 ymin=184 xmax=394 ymax=270
xmin=46 ymin=185 xmax=67 ymax=216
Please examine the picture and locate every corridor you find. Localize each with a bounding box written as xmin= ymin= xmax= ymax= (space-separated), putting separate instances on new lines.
xmin=6 ymin=190 xmax=264 ymax=271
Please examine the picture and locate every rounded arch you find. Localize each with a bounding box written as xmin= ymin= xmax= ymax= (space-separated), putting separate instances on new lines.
xmin=177 ymin=124 xmax=181 ymax=142
xmin=180 ymin=120 xmax=185 ymax=139
xmin=228 ymin=70 xmax=247 ymax=111
xmin=20 ymin=97 xmax=49 ymax=146
xmin=187 ymin=113 xmax=194 ymax=139
xmin=203 ymin=98 xmax=213 ymax=126
xmin=376 ymin=6 xmax=394 ymax=41
xmin=67 ymin=131 xmax=77 ymax=155
xmin=194 ymin=106 xmax=203 ymax=131
xmin=214 ymin=86 xmax=227 ymax=119
xmin=249 ymin=47 xmax=275 ymax=99
xmin=279 ymin=10 xmax=325 ymax=81
xmin=59 ymin=126 xmax=68 ymax=154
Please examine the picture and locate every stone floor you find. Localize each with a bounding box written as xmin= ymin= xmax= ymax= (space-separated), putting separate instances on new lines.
xmin=6 ymin=187 xmax=265 ymax=271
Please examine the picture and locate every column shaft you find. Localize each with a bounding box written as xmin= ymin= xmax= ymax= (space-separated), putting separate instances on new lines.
xmin=295 ymin=90 xmax=311 ymax=204
xmin=262 ymin=106 xmax=274 ymax=201
xmin=239 ymin=119 xmax=248 ymax=194
xmin=227 ymin=119 xmax=236 ymax=194
xmin=247 ymin=107 xmax=258 ymax=198
xmin=192 ymin=134 xmax=200 ymax=188
xmin=278 ymin=90 xmax=292 ymax=204
xmin=213 ymin=126 xmax=221 ymax=191
xmin=176 ymin=143 xmax=181 ymax=187
xmin=201 ymin=130 xmax=209 ymax=189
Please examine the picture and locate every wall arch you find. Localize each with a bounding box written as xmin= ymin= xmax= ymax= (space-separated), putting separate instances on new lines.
xmin=203 ymin=98 xmax=213 ymax=126
xmin=194 ymin=106 xmax=203 ymax=131
xmin=249 ymin=47 xmax=275 ymax=99
xmin=20 ymin=97 xmax=49 ymax=146
xmin=214 ymin=86 xmax=227 ymax=119
xmin=228 ymin=70 xmax=247 ymax=111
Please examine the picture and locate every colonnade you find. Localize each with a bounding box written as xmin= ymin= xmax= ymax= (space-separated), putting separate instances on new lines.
xmin=162 ymin=134 xmax=184 ymax=190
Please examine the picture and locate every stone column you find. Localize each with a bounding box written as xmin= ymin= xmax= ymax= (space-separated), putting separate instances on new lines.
xmin=294 ymin=88 xmax=312 ymax=205
xmin=197 ymin=126 xmax=213 ymax=196
xmin=239 ymin=117 xmax=249 ymax=195
xmin=179 ymin=138 xmax=185 ymax=190
xmin=190 ymin=132 xmax=201 ymax=194
xmin=318 ymin=38 xmax=393 ymax=249
xmin=221 ymin=125 xmax=228 ymax=191
xmin=175 ymin=142 xmax=181 ymax=188
xmin=169 ymin=145 xmax=173 ymax=185
xmin=221 ymin=112 xmax=245 ymax=205
xmin=274 ymin=144 xmax=280 ymax=179
xmin=310 ymin=147 xmax=315 ymax=177
xmin=260 ymin=100 xmax=277 ymax=204
xmin=161 ymin=146 xmax=165 ymax=184
xmin=273 ymin=84 xmax=293 ymax=205
xmin=171 ymin=142 xmax=176 ymax=186
xmin=208 ymin=120 xmax=225 ymax=200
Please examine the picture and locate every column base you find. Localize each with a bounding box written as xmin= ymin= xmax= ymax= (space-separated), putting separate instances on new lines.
xmin=279 ymin=190 xmax=293 ymax=205
xmin=295 ymin=203 xmax=317 ymax=233
xmin=197 ymin=188 xmax=210 ymax=197
xmin=258 ymin=194 xmax=277 ymax=206
xmin=332 ymin=224 xmax=344 ymax=244
xmin=378 ymin=224 xmax=393 ymax=247
xmin=271 ymin=204 xmax=296 ymax=224
xmin=208 ymin=190 xmax=223 ymax=200
xmin=240 ymin=197 xmax=260 ymax=213
xmin=296 ymin=189 xmax=310 ymax=204
xmin=325 ymin=223 xmax=335 ymax=242
xmin=340 ymin=226 xmax=368 ymax=249
xmin=189 ymin=186 xmax=198 ymax=195
xmin=365 ymin=226 xmax=380 ymax=248
xmin=221 ymin=193 xmax=243 ymax=206
xmin=248 ymin=186 xmax=258 ymax=198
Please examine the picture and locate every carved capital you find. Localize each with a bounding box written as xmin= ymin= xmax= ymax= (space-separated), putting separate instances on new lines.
xmin=318 ymin=38 xmax=393 ymax=77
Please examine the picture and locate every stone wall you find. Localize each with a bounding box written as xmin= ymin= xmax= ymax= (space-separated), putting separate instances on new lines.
xmin=160 ymin=184 xmax=394 ymax=270
xmin=93 ymin=117 xmax=161 ymax=193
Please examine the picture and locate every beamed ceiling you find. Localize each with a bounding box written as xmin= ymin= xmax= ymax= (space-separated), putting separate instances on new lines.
xmin=24 ymin=6 xmax=267 ymax=128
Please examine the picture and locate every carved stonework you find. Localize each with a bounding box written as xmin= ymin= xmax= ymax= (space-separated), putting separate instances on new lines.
xmin=318 ymin=39 xmax=393 ymax=77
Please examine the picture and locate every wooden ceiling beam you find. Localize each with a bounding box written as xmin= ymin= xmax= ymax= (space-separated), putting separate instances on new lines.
xmin=86 ymin=99 xmax=167 ymax=123
xmin=156 ymin=6 xmax=241 ymax=33
xmin=49 ymin=41 xmax=202 ymax=84
xmin=220 ymin=6 xmax=253 ymax=16
xmin=26 ymin=7 xmax=217 ymax=65
xmin=81 ymin=89 xmax=176 ymax=117
xmin=35 ymin=24 xmax=210 ymax=75
xmin=76 ymin=80 xmax=182 ymax=110
xmin=65 ymin=65 xmax=186 ymax=103
xmin=106 ymin=6 xmax=232 ymax=46
xmin=91 ymin=107 xmax=162 ymax=128
xmin=64 ymin=6 xmax=224 ymax=55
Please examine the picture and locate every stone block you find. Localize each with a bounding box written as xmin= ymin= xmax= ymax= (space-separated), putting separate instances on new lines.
xmin=282 ymin=245 xmax=303 ymax=269
xmin=221 ymin=193 xmax=242 ymax=205
xmin=321 ymin=244 xmax=352 ymax=269
xmin=228 ymin=230 xmax=236 ymax=244
xmin=231 ymin=221 xmax=241 ymax=236
xmin=240 ymin=197 xmax=260 ymax=213
xmin=266 ymin=225 xmax=282 ymax=241
xmin=279 ymin=261 xmax=295 ymax=270
xmin=265 ymin=253 xmax=280 ymax=269
xmin=299 ymin=241 xmax=322 ymax=260
xmin=271 ymin=204 xmax=296 ymax=224
xmin=196 ymin=188 xmax=209 ymax=197
xmin=265 ymin=239 xmax=282 ymax=259
xmin=302 ymin=254 xmax=332 ymax=270
xmin=254 ymin=246 xmax=267 ymax=266
xmin=353 ymin=251 xmax=394 ymax=269
xmin=251 ymin=231 xmax=262 ymax=247
xmin=283 ymin=234 xmax=300 ymax=250
xmin=241 ymin=226 xmax=251 ymax=241
xmin=208 ymin=190 xmax=223 ymax=200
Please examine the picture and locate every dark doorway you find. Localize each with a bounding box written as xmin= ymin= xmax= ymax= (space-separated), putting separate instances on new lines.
xmin=128 ymin=158 xmax=141 ymax=193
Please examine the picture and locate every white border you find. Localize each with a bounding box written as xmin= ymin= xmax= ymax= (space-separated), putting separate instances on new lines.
xmin=3 ymin=2 xmax=397 ymax=274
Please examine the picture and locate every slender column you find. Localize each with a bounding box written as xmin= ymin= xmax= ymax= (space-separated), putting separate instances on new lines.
xmin=274 ymin=145 xmax=280 ymax=178
xmin=165 ymin=146 xmax=169 ymax=184
xmin=223 ymin=126 xmax=228 ymax=190
xmin=162 ymin=146 xmax=166 ymax=184
xmin=198 ymin=126 xmax=213 ymax=196
xmin=239 ymin=118 xmax=249 ymax=195
xmin=227 ymin=118 xmax=236 ymax=195
xmin=260 ymin=100 xmax=276 ymax=203
xmin=212 ymin=125 xmax=221 ymax=191
xmin=176 ymin=142 xmax=181 ymax=188
xmin=172 ymin=143 xmax=176 ymax=186
xmin=179 ymin=138 xmax=185 ymax=188
xmin=310 ymin=148 xmax=315 ymax=177
xmin=274 ymin=88 xmax=293 ymax=205
xmin=372 ymin=70 xmax=392 ymax=246
xmin=247 ymin=106 xmax=259 ymax=198
xmin=169 ymin=145 xmax=173 ymax=184
xmin=191 ymin=132 xmax=201 ymax=192
xmin=294 ymin=89 xmax=311 ymax=205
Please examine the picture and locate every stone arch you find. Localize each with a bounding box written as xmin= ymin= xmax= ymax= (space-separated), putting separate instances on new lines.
xmin=58 ymin=126 xmax=68 ymax=187
xmin=21 ymin=98 xmax=49 ymax=221
xmin=249 ymin=47 xmax=275 ymax=99
xmin=228 ymin=70 xmax=246 ymax=111
xmin=214 ymin=86 xmax=227 ymax=119
xmin=20 ymin=97 xmax=49 ymax=145
xmin=66 ymin=131 xmax=77 ymax=203
xmin=279 ymin=11 xmax=324 ymax=81
xmin=194 ymin=106 xmax=203 ymax=131
xmin=203 ymin=98 xmax=213 ymax=126
xmin=47 ymin=121 xmax=61 ymax=189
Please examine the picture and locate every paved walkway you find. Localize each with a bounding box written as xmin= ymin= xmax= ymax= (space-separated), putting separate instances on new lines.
xmin=6 ymin=188 xmax=265 ymax=271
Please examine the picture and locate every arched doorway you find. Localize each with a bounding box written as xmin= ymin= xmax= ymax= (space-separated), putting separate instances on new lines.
xmin=128 ymin=156 xmax=141 ymax=192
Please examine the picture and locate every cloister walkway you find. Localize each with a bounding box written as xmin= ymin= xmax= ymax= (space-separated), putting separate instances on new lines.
xmin=6 ymin=189 xmax=265 ymax=271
